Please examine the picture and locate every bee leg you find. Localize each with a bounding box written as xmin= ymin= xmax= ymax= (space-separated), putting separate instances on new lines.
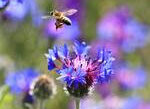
xmin=59 ymin=23 xmax=64 ymax=28
xmin=55 ymin=22 xmax=63 ymax=30
xmin=55 ymin=22 xmax=59 ymax=30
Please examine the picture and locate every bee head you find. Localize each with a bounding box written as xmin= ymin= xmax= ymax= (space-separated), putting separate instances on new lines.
xmin=50 ymin=11 xmax=54 ymax=16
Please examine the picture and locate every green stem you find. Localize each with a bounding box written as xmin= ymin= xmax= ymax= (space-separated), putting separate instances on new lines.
xmin=37 ymin=99 xmax=44 ymax=109
xmin=75 ymin=98 xmax=80 ymax=109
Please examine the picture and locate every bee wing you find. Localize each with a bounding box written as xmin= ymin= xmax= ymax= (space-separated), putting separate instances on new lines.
xmin=41 ymin=15 xmax=51 ymax=19
xmin=62 ymin=9 xmax=78 ymax=16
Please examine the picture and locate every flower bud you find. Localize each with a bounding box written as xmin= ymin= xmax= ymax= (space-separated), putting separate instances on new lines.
xmin=30 ymin=75 xmax=56 ymax=100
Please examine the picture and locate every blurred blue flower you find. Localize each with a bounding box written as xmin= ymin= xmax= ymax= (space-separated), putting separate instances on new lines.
xmin=64 ymin=0 xmax=84 ymax=10
xmin=122 ymin=19 xmax=148 ymax=53
xmin=77 ymin=98 xmax=102 ymax=109
xmin=5 ymin=68 xmax=39 ymax=94
xmin=97 ymin=6 xmax=148 ymax=53
xmin=45 ymin=41 xmax=115 ymax=96
xmin=122 ymin=97 xmax=142 ymax=109
xmin=138 ymin=102 xmax=150 ymax=109
xmin=90 ymin=40 xmax=122 ymax=59
xmin=116 ymin=65 xmax=147 ymax=90
xmin=3 ymin=0 xmax=28 ymax=21
xmin=25 ymin=0 xmax=42 ymax=26
xmin=68 ymin=95 xmax=150 ymax=109
xmin=64 ymin=0 xmax=86 ymax=20
xmin=2 ymin=0 xmax=42 ymax=25
xmin=96 ymin=83 xmax=112 ymax=98
xmin=97 ymin=6 xmax=130 ymax=40
xmin=101 ymin=96 xmax=146 ymax=109
xmin=44 ymin=19 xmax=80 ymax=40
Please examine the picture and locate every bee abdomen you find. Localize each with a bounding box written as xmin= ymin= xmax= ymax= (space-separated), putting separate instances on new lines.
xmin=62 ymin=17 xmax=72 ymax=25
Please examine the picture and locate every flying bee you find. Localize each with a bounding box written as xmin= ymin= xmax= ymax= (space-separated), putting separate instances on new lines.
xmin=42 ymin=9 xmax=77 ymax=30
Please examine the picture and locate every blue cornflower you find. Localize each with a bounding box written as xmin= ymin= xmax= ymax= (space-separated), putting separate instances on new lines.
xmin=5 ymin=68 xmax=39 ymax=94
xmin=57 ymin=67 xmax=86 ymax=89
xmin=3 ymin=0 xmax=28 ymax=20
xmin=45 ymin=41 xmax=115 ymax=97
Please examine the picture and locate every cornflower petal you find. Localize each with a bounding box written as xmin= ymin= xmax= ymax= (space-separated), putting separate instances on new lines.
xmin=74 ymin=41 xmax=91 ymax=55
xmin=97 ymin=49 xmax=115 ymax=82
xmin=48 ymin=58 xmax=56 ymax=71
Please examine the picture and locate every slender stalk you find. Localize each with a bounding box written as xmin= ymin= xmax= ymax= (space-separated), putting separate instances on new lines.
xmin=37 ymin=99 xmax=45 ymax=109
xmin=75 ymin=98 xmax=80 ymax=109
xmin=137 ymin=49 xmax=147 ymax=67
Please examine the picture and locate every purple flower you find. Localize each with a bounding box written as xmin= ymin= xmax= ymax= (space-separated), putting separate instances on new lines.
xmin=138 ymin=103 xmax=150 ymax=109
xmin=2 ymin=0 xmax=42 ymax=25
xmin=5 ymin=68 xmax=39 ymax=94
xmin=44 ymin=19 xmax=80 ymax=40
xmin=26 ymin=0 xmax=42 ymax=26
xmin=101 ymin=96 xmax=146 ymax=109
xmin=122 ymin=19 xmax=148 ymax=53
xmin=45 ymin=41 xmax=115 ymax=97
xmin=116 ymin=65 xmax=147 ymax=90
xmin=97 ymin=6 xmax=148 ymax=53
xmin=69 ymin=98 xmax=102 ymax=109
xmin=122 ymin=97 xmax=142 ymax=109
xmin=97 ymin=6 xmax=130 ymax=40
xmin=90 ymin=40 xmax=122 ymax=59
xmin=3 ymin=0 xmax=28 ymax=21
xmin=68 ymin=95 xmax=150 ymax=109
xmin=121 ymin=96 xmax=150 ymax=109
xmin=96 ymin=83 xmax=112 ymax=98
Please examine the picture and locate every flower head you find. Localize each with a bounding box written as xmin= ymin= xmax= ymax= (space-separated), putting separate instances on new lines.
xmin=45 ymin=41 xmax=115 ymax=97
xmin=5 ymin=68 xmax=39 ymax=94
xmin=30 ymin=74 xmax=56 ymax=100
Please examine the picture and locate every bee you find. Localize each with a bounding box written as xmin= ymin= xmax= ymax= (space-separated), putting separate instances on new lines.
xmin=42 ymin=9 xmax=77 ymax=30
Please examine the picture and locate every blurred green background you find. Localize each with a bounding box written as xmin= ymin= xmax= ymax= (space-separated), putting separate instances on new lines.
xmin=0 ymin=0 xmax=150 ymax=109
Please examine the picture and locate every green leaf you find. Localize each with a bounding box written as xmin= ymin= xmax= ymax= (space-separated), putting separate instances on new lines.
xmin=0 ymin=85 xmax=10 ymax=104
